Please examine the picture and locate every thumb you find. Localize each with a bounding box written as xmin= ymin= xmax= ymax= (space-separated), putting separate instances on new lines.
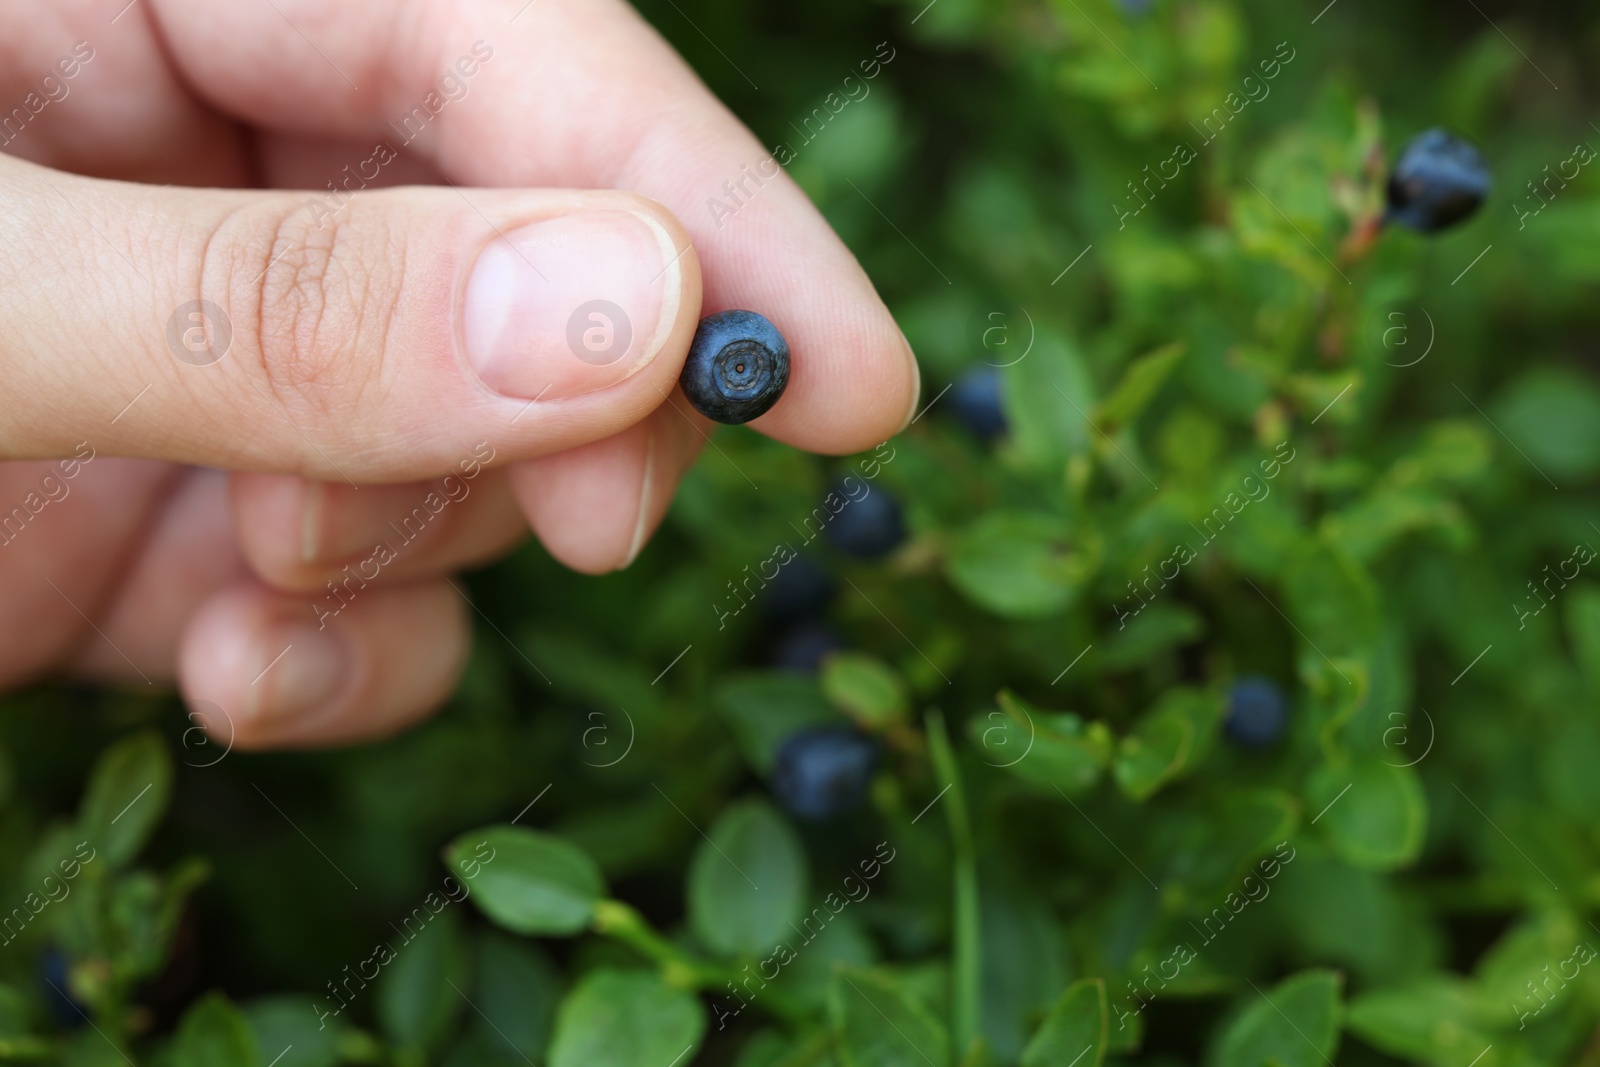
xmin=0 ymin=154 xmax=701 ymax=480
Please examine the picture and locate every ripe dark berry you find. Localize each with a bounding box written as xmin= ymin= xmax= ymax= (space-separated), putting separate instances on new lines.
xmin=825 ymin=481 xmax=906 ymax=560
xmin=765 ymin=555 xmax=835 ymax=622
xmin=679 ymin=310 xmax=790 ymax=424
xmin=39 ymin=947 xmax=86 ymax=1028
xmin=1385 ymin=129 xmax=1490 ymax=234
xmin=771 ymin=726 xmax=880 ymax=821
xmin=769 ymin=622 xmax=845 ymax=673
xmin=1224 ymin=676 xmax=1287 ymax=749
xmin=950 ymin=366 xmax=1007 ymax=441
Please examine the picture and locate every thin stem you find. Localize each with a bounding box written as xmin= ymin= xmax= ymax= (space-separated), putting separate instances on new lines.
xmin=926 ymin=709 xmax=981 ymax=1054
xmin=591 ymin=899 xmax=808 ymax=1022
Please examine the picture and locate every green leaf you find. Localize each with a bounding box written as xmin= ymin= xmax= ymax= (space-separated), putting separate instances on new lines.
xmin=957 ymin=1038 xmax=1000 ymax=1067
xmin=77 ymin=731 xmax=172 ymax=870
xmin=1005 ymin=330 xmax=1095 ymax=471
xmin=947 ymin=512 xmax=1091 ymax=618
xmin=970 ymin=692 xmax=1111 ymax=795
xmin=1345 ymin=979 xmax=1495 ymax=1064
xmin=732 ymin=1031 xmax=795 ymax=1067
xmin=829 ymin=967 xmax=950 ymax=1067
xmin=1307 ymin=759 xmax=1426 ymax=870
xmin=112 ymin=859 xmax=210 ymax=982
xmin=1096 ymin=342 xmax=1186 ymax=428
xmin=1022 ymin=979 xmax=1108 ymax=1067
xmin=1543 ymin=715 xmax=1600 ymax=819
xmin=1113 ymin=688 xmax=1224 ymax=801
xmin=0 ymin=985 xmax=28 ymax=1038
xmin=1285 ymin=372 xmax=1362 ymax=430
xmin=1283 ymin=541 xmax=1381 ymax=660
xmin=689 ymin=799 xmax=808 ymax=957
xmin=980 ymin=882 xmax=1069 ymax=1061
xmin=245 ymin=997 xmax=343 ymax=1067
xmin=1322 ymin=486 xmax=1470 ymax=564
xmin=785 ymin=910 xmax=877 ymax=1011
xmin=556 ymin=800 xmax=677 ymax=879
xmin=376 ymin=908 xmax=467 ymax=1051
xmin=1105 ymin=1004 xmax=1142 ymax=1054
xmin=518 ymin=630 xmax=661 ymax=718
xmin=467 ymin=932 xmax=563 ymax=1060
xmin=1566 ymin=585 xmax=1600 ymax=689
xmin=1211 ymin=969 xmax=1341 ymax=1067
xmin=1099 ymin=603 xmax=1205 ymax=670
xmin=548 ymin=969 xmax=703 ymax=1067
xmin=1392 ymin=420 xmax=1494 ymax=488
xmin=821 ymin=652 xmax=910 ymax=729
xmin=450 ymin=827 xmax=605 ymax=936
xmin=1494 ymin=367 xmax=1600 ymax=480
xmin=175 ymin=993 xmax=262 ymax=1067
xmin=1268 ymin=844 xmax=1438 ymax=986
xmin=1471 ymin=911 xmax=1588 ymax=1009
xmin=62 ymin=1030 xmax=134 ymax=1067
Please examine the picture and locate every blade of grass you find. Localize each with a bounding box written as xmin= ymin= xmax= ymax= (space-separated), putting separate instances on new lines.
xmin=926 ymin=709 xmax=981 ymax=1054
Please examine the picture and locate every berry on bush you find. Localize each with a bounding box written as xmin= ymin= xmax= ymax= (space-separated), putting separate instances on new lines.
xmin=764 ymin=555 xmax=835 ymax=622
xmin=771 ymin=725 xmax=880 ymax=820
xmin=1385 ymin=128 xmax=1490 ymax=234
xmin=950 ymin=366 xmax=1007 ymax=441
xmin=38 ymin=948 xmax=85 ymax=1028
xmin=679 ymin=310 xmax=790 ymax=424
xmin=1223 ymin=676 xmax=1288 ymax=748
xmin=768 ymin=622 xmax=846 ymax=673
xmin=825 ymin=481 xmax=905 ymax=559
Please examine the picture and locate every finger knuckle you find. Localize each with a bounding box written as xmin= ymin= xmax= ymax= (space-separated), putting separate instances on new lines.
xmin=226 ymin=199 xmax=403 ymax=421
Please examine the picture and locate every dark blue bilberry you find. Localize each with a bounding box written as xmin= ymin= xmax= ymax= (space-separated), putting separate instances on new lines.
xmin=825 ymin=481 xmax=905 ymax=560
xmin=1385 ymin=129 xmax=1490 ymax=234
xmin=1118 ymin=0 xmax=1153 ymax=14
xmin=772 ymin=726 xmax=880 ymax=821
xmin=39 ymin=947 xmax=86 ymax=1028
xmin=1224 ymin=677 xmax=1287 ymax=749
xmin=950 ymin=366 xmax=1007 ymax=441
xmin=679 ymin=310 xmax=790 ymax=424
xmin=769 ymin=622 xmax=845 ymax=674
xmin=765 ymin=555 xmax=835 ymax=622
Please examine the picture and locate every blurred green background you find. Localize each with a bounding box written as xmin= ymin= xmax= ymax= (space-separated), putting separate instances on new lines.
xmin=5 ymin=0 xmax=1600 ymax=1063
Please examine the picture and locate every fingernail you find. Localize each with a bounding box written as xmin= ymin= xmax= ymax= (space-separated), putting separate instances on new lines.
xmin=463 ymin=210 xmax=680 ymax=401
xmin=299 ymin=483 xmax=437 ymax=565
xmin=622 ymin=425 xmax=658 ymax=568
xmin=249 ymin=623 xmax=348 ymax=724
xmin=299 ymin=481 xmax=325 ymax=562
xmin=897 ymin=330 xmax=922 ymax=433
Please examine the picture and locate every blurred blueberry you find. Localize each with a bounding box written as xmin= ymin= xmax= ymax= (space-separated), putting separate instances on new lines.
xmin=764 ymin=555 xmax=835 ymax=622
xmin=772 ymin=726 xmax=880 ymax=821
xmin=1118 ymin=0 xmax=1153 ymax=14
xmin=950 ymin=366 xmax=1007 ymax=441
xmin=39 ymin=947 xmax=86 ymax=1027
xmin=1385 ymin=128 xmax=1490 ymax=234
xmin=770 ymin=622 xmax=845 ymax=674
xmin=825 ymin=482 xmax=906 ymax=560
xmin=1224 ymin=677 xmax=1287 ymax=749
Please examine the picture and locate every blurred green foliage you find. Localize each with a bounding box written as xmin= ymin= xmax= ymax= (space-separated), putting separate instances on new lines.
xmin=5 ymin=0 xmax=1600 ymax=1064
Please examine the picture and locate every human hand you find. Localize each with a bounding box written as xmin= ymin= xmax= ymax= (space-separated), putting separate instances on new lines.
xmin=0 ymin=0 xmax=919 ymax=748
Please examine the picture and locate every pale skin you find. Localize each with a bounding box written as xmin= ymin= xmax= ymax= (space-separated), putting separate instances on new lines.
xmin=0 ymin=0 xmax=920 ymax=748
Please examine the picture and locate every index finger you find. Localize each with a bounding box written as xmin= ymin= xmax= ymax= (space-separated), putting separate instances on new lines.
xmin=145 ymin=0 xmax=920 ymax=454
